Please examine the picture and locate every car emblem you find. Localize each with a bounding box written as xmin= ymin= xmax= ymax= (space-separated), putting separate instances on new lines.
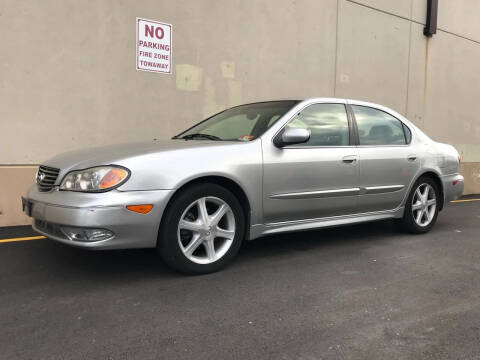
xmin=37 ymin=172 xmax=46 ymax=183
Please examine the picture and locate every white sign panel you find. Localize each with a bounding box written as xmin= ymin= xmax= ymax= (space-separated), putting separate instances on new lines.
xmin=136 ymin=18 xmax=172 ymax=74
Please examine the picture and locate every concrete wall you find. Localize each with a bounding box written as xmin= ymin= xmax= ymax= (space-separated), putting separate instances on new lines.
xmin=1 ymin=0 xmax=479 ymax=226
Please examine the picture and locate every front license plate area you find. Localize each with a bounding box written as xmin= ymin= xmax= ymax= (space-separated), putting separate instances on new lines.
xmin=21 ymin=197 xmax=33 ymax=217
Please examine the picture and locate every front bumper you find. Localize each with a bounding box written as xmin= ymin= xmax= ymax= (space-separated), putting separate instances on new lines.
xmin=442 ymin=173 xmax=464 ymax=203
xmin=23 ymin=186 xmax=174 ymax=249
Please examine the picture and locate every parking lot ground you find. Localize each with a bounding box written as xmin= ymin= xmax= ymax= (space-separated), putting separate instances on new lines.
xmin=1 ymin=200 xmax=480 ymax=360
xmin=0 ymin=224 xmax=43 ymax=240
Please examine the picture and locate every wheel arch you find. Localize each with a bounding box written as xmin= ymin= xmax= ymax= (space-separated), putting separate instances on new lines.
xmin=160 ymin=175 xmax=252 ymax=239
xmin=413 ymin=171 xmax=445 ymax=211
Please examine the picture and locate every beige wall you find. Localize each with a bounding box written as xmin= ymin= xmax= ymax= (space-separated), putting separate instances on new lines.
xmin=0 ymin=0 xmax=338 ymax=164
xmin=1 ymin=0 xmax=479 ymax=226
xmin=0 ymin=167 xmax=37 ymax=226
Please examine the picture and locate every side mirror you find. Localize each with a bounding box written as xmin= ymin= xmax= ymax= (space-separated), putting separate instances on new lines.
xmin=274 ymin=128 xmax=310 ymax=147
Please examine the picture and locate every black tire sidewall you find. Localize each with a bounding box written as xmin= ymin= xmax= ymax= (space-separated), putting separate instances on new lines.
xmin=403 ymin=176 xmax=440 ymax=234
xmin=158 ymin=183 xmax=245 ymax=274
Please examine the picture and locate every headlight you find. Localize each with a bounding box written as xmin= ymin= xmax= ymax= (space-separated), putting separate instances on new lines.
xmin=60 ymin=166 xmax=130 ymax=192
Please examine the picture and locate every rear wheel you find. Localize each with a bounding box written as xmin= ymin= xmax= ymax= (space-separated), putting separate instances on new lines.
xmin=397 ymin=176 xmax=439 ymax=234
xmin=158 ymin=183 xmax=245 ymax=274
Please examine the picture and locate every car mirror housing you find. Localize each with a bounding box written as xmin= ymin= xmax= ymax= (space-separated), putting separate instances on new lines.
xmin=274 ymin=128 xmax=310 ymax=147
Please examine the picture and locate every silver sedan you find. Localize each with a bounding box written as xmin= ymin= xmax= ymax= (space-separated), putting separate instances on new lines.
xmin=23 ymin=98 xmax=464 ymax=274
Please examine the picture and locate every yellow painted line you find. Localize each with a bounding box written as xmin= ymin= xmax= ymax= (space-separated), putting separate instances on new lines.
xmin=451 ymin=198 xmax=480 ymax=203
xmin=0 ymin=235 xmax=46 ymax=243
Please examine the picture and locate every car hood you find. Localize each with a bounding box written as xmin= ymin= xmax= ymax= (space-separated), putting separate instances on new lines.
xmin=44 ymin=139 xmax=233 ymax=171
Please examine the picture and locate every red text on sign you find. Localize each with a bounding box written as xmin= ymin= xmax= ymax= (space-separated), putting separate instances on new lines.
xmin=145 ymin=25 xmax=164 ymax=39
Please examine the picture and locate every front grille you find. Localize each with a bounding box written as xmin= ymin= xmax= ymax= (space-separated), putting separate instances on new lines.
xmin=36 ymin=165 xmax=60 ymax=192
xmin=34 ymin=219 xmax=66 ymax=239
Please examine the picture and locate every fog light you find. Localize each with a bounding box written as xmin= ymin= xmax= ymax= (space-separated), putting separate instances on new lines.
xmin=61 ymin=227 xmax=114 ymax=242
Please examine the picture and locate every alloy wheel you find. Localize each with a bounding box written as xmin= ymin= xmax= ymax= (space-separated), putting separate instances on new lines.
xmin=177 ymin=196 xmax=236 ymax=264
xmin=412 ymin=183 xmax=437 ymax=227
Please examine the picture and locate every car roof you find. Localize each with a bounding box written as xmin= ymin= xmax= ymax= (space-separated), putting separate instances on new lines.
xmin=241 ymin=97 xmax=405 ymax=122
xmin=247 ymin=97 xmax=387 ymax=109
xmin=236 ymin=97 xmax=429 ymax=141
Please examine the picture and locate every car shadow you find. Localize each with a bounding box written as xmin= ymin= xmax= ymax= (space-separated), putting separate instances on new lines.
xmin=25 ymin=219 xmax=404 ymax=282
xmin=238 ymin=218 xmax=402 ymax=261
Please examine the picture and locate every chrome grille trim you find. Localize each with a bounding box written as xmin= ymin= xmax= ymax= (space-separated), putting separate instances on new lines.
xmin=37 ymin=165 xmax=60 ymax=192
xmin=39 ymin=168 xmax=58 ymax=175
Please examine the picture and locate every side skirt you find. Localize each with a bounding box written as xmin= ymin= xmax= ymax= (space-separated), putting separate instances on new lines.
xmin=248 ymin=207 xmax=405 ymax=240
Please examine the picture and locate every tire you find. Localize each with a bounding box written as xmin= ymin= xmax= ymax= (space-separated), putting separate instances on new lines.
xmin=396 ymin=176 xmax=440 ymax=234
xmin=158 ymin=183 xmax=245 ymax=274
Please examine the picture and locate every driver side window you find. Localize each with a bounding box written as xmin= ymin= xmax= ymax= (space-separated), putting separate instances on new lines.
xmin=284 ymin=103 xmax=350 ymax=146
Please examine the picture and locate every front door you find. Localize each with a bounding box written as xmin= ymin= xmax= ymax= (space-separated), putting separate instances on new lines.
xmin=262 ymin=103 xmax=360 ymax=224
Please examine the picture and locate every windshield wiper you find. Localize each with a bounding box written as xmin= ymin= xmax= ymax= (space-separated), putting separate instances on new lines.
xmin=180 ymin=133 xmax=222 ymax=141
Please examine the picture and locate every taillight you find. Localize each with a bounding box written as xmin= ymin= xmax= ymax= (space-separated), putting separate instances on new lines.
xmin=458 ymin=155 xmax=461 ymax=164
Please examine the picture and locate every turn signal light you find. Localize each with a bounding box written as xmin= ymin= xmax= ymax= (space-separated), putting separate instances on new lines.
xmin=126 ymin=204 xmax=153 ymax=214
xmin=100 ymin=168 xmax=128 ymax=189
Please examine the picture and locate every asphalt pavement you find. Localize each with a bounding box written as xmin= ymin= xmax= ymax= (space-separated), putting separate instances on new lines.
xmin=1 ymin=200 xmax=479 ymax=359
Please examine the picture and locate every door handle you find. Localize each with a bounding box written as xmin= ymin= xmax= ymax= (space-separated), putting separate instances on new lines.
xmin=407 ymin=154 xmax=417 ymax=161
xmin=342 ymin=155 xmax=358 ymax=163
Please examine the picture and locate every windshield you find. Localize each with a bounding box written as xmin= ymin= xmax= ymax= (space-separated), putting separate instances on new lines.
xmin=174 ymin=101 xmax=298 ymax=141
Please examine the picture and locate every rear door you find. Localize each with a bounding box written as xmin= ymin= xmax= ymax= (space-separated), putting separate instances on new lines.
xmin=350 ymin=103 xmax=420 ymax=213
xmin=262 ymin=102 xmax=360 ymax=224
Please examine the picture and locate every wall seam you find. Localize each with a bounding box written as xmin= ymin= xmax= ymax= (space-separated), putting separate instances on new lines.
xmin=333 ymin=0 xmax=340 ymax=97
xmin=404 ymin=0 xmax=414 ymax=116
xmin=436 ymin=28 xmax=480 ymax=46
xmin=346 ymin=0 xmax=480 ymax=46
xmin=345 ymin=0 xmax=423 ymax=24
xmin=422 ymin=37 xmax=430 ymax=132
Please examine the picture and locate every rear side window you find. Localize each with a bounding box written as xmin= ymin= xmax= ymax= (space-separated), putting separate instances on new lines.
xmin=284 ymin=103 xmax=350 ymax=146
xmin=352 ymin=105 xmax=407 ymax=145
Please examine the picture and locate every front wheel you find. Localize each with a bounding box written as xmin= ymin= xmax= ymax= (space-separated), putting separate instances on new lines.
xmin=397 ymin=176 xmax=439 ymax=234
xmin=158 ymin=183 xmax=245 ymax=274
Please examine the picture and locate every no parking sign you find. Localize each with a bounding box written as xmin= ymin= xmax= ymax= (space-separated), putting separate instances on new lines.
xmin=136 ymin=18 xmax=172 ymax=74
